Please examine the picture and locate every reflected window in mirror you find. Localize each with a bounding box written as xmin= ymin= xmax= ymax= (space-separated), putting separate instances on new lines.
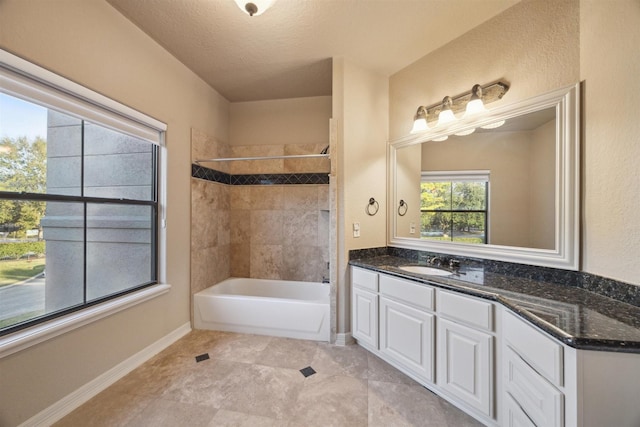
xmin=421 ymin=171 xmax=488 ymax=244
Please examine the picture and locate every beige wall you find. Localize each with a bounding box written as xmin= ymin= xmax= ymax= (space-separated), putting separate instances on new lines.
xmin=229 ymin=96 xmax=332 ymax=146
xmin=333 ymin=58 xmax=389 ymax=335
xmin=0 ymin=0 xmax=229 ymax=425
xmin=580 ymin=0 xmax=640 ymax=285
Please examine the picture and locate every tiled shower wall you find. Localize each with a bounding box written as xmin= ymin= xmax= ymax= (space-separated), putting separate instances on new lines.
xmin=191 ymin=128 xmax=331 ymax=299
xmin=191 ymin=129 xmax=231 ymax=296
xmin=229 ymin=184 xmax=329 ymax=281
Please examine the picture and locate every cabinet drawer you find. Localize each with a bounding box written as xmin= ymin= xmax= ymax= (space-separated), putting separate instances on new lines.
xmin=504 ymin=310 xmax=563 ymax=386
xmin=504 ymin=393 xmax=536 ymax=427
xmin=379 ymin=274 xmax=434 ymax=312
xmin=351 ymin=267 xmax=378 ymax=292
xmin=504 ymin=346 xmax=564 ymax=427
xmin=438 ymin=290 xmax=493 ymax=331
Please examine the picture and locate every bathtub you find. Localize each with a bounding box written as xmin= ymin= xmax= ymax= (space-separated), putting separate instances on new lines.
xmin=194 ymin=277 xmax=330 ymax=341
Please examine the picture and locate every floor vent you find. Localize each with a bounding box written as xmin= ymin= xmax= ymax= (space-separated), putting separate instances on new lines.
xmin=195 ymin=353 xmax=210 ymax=362
xmin=299 ymin=366 xmax=316 ymax=377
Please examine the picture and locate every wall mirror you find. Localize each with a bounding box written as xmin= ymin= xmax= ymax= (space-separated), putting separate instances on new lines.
xmin=389 ymin=84 xmax=580 ymax=270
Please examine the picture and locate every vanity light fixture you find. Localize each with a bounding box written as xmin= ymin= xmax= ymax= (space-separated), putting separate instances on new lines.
xmin=410 ymin=81 xmax=509 ymax=134
xmin=233 ymin=0 xmax=275 ymax=16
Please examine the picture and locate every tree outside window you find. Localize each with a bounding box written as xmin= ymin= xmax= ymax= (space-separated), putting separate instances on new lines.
xmin=420 ymin=172 xmax=488 ymax=244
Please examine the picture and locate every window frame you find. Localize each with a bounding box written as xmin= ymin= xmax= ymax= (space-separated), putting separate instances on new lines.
xmin=0 ymin=49 xmax=169 ymax=357
xmin=420 ymin=170 xmax=490 ymax=244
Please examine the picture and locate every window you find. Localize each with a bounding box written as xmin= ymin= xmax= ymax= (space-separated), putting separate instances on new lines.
xmin=0 ymin=51 xmax=166 ymax=337
xmin=420 ymin=171 xmax=489 ymax=244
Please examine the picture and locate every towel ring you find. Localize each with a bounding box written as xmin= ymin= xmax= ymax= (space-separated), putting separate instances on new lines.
xmin=366 ymin=197 xmax=379 ymax=216
xmin=398 ymin=200 xmax=408 ymax=216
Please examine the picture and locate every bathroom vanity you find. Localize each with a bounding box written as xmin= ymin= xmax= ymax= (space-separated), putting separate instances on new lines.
xmin=350 ymin=257 xmax=640 ymax=427
xmin=358 ymin=82 xmax=640 ymax=425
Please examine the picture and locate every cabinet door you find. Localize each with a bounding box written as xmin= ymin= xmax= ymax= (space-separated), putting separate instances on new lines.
xmin=380 ymin=297 xmax=434 ymax=383
xmin=352 ymin=287 xmax=378 ymax=349
xmin=437 ymin=318 xmax=493 ymax=417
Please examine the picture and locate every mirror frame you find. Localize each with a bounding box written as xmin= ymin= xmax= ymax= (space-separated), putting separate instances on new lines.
xmin=388 ymin=83 xmax=580 ymax=270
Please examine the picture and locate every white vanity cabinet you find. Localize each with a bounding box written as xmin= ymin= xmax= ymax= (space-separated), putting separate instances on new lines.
xmin=351 ymin=267 xmax=379 ymax=351
xmin=351 ymin=265 xmax=640 ymax=427
xmin=379 ymin=274 xmax=435 ymax=383
xmin=437 ymin=290 xmax=495 ymax=418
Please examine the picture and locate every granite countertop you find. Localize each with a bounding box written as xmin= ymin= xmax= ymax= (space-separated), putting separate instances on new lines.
xmin=349 ymin=255 xmax=640 ymax=353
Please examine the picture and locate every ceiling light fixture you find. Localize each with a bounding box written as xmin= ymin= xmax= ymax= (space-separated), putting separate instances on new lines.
xmin=410 ymin=81 xmax=509 ymax=134
xmin=233 ymin=0 xmax=274 ymax=16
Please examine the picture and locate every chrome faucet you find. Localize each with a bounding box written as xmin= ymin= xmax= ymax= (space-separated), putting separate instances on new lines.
xmin=428 ymin=256 xmax=460 ymax=269
xmin=428 ymin=256 xmax=444 ymax=266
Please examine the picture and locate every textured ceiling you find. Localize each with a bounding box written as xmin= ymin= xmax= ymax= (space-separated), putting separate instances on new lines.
xmin=106 ymin=0 xmax=519 ymax=102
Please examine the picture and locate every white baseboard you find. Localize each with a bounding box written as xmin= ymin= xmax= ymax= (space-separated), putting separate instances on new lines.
xmin=20 ymin=322 xmax=191 ymax=427
xmin=334 ymin=332 xmax=354 ymax=346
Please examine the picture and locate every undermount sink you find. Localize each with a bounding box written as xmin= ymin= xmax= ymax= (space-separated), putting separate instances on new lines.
xmin=398 ymin=265 xmax=453 ymax=276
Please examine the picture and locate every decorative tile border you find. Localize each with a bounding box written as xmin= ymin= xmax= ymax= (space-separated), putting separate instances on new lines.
xmin=192 ymin=164 xmax=328 ymax=185
xmin=350 ymin=246 xmax=640 ymax=308
xmin=231 ymin=173 xmax=329 ymax=185
xmin=191 ymin=164 xmax=230 ymax=185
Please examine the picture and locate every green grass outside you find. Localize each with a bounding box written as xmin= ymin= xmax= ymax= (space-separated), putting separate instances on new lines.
xmin=0 ymin=258 xmax=45 ymax=286
xmin=0 ymin=310 xmax=44 ymax=329
xmin=422 ymin=236 xmax=484 ymax=244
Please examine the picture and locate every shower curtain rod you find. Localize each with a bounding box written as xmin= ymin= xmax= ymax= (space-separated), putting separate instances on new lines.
xmin=195 ymin=153 xmax=330 ymax=164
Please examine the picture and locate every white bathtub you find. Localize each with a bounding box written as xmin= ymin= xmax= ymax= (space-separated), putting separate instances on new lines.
xmin=194 ymin=277 xmax=330 ymax=341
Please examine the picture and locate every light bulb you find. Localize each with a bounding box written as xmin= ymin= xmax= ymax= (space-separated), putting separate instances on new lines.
xmin=437 ymin=96 xmax=456 ymax=126
xmin=464 ymin=84 xmax=487 ymax=117
xmin=410 ymin=107 xmax=429 ymax=133
xmin=411 ymin=118 xmax=428 ymax=133
xmin=432 ymin=135 xmax=448 ymax=142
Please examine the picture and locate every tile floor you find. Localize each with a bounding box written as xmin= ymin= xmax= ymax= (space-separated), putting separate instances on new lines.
xmin=55 ymin=330 xmax=483 ymax=427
